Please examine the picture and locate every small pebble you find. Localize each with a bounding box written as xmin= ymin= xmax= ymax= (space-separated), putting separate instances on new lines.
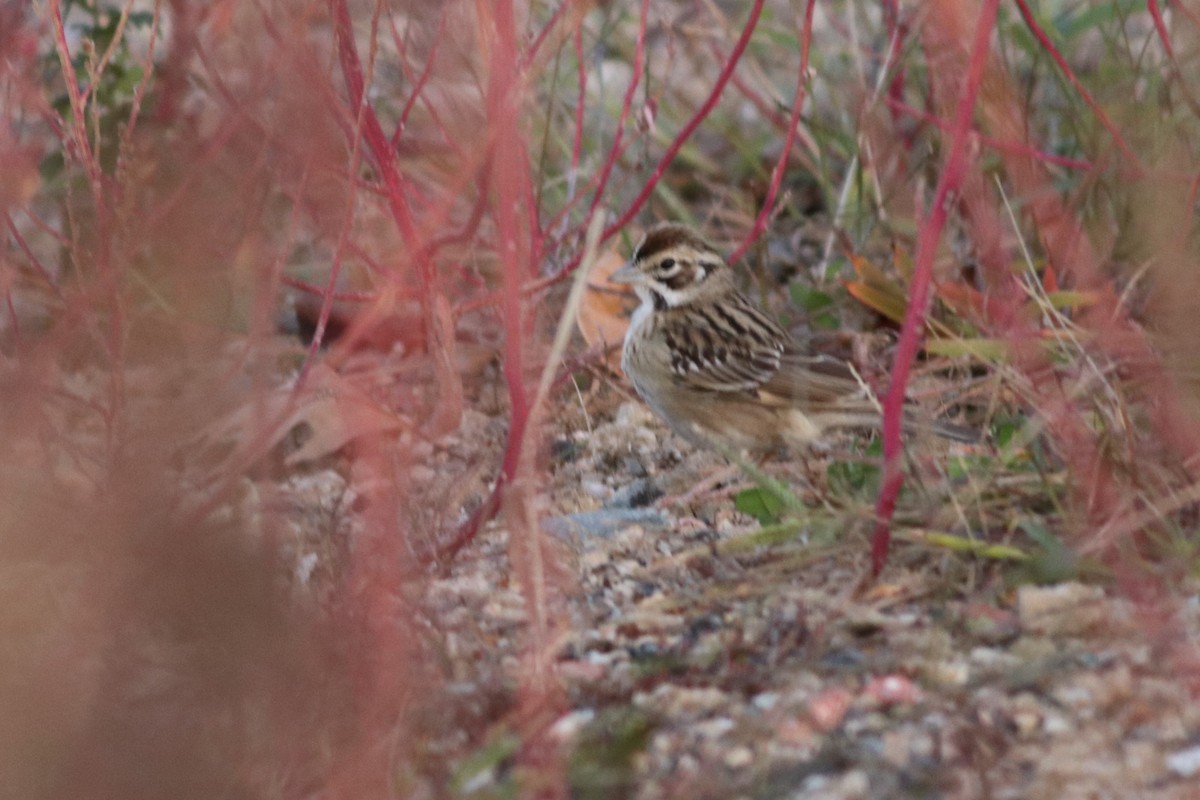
xmin=751 ymin=692 xmax=779 ymax=711
xmin=724 ymin=745 xmax=753 ymax=768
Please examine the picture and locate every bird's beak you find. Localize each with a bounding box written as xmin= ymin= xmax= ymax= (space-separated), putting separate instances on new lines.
xmin=608 ymin=262 xmax=642 ymax=285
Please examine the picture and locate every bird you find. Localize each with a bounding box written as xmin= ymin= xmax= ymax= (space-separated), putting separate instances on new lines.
xmin=608 ymin=223 xmax=977 ymax=453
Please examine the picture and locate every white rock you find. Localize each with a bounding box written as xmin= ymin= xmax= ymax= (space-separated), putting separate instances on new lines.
xmin=549 ymin=709 xmax=595 ymax=741
xmin=1166 ymin=744 xmax=1200 ymax=777
xmin=294 ymin=552 xmax=319 ymax=584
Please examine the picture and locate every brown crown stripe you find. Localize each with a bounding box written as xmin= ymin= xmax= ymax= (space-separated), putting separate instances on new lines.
xmin=634 ymin=224 xmax=717 ymax=263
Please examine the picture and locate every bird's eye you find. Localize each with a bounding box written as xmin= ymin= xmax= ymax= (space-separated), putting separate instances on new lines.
xmin=657 ymin=258 xmax=678 ymax=274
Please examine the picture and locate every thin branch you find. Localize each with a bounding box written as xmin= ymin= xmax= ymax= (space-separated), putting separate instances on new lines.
xmin=729 ymin=0 xmax=815 ymax=263
xmin=1011 ymin=0 xmax=1142 ymax=170
xmin=872 ymin=0 xmax=1000 ymax=576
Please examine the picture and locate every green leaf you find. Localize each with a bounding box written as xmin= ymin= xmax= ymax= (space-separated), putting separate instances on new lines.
xmin=827 ymin=438 xmax=881 ymax=493
xmin=790 ymin=283 xmax=833 ymax=312
xmin=826 ymin=457 xmax=879 ymax=494
xmin=924 ymin=337 xmax=1009 ymax=361
xmin=905 ymin=529 xmax=1029 ymax=561
xmin=449 ymin=730 xmax=520 ymax=797
xmin=735 ymin=486 xmax=786 ymax=525
xmin=789 ymin=284 xmax=840 ymax=330
xmin=570 ymin=709 xmax=657 ymax=800
xmin=1010 ymin=519 xmax=1080 ymax=584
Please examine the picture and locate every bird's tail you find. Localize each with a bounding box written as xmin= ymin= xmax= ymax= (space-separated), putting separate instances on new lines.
xmin=813 ymin=405 xmax=980 ymax=444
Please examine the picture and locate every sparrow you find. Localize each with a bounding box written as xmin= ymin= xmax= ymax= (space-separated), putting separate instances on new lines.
xmin=609 ymin=223 xmax=976 ymax=452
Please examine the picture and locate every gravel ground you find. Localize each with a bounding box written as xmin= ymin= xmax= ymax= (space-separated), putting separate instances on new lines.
xmin=317 ymin=381 xmax=1200 ymax=800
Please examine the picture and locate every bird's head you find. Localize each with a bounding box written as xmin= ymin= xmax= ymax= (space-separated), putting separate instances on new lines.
xmin=610 ymin=223 xmax=735 ymax=309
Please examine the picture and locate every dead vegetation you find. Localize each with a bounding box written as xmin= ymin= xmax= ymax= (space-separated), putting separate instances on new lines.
xmin=2 ymin=0 xmax=1200 ymax=798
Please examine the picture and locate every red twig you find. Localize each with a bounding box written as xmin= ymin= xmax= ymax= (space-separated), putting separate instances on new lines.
xmin=730 ymin=0 xmax=815 ymax=263
xmin=1147 ymin=0 xmax=1176 ymax=59
xmin=329 ymin=0 xmax=424 ymax=255
xmin=49 ymin=0 xmax=125 ymax=451
xmin=5 ymin=213 xmax=65 ymax=297
xmin=115 ymin=0 xmax=161 ymax=170
xmin=456 ymin=0 xmax=767 ymax=315
xmin=709 ymin=38 xmax=790 ymax=131
xmin=597 ymin=0 xmax=766 ymax=243
xmin=1172 ymin=0 xmax=1200 ymax=32
xmin=884 ymin=95 xmax=1092 ymax=172
xmin=520 ymin=0 xmax=569 ymax=72
xmin=389 ymin=7 xmax=450 ymax=151
xmin=1011 ymin=0 xmax=1142 ymax=171
xmin=871 ymin=0 xmax=1000 ymax=576
xmin=582 ymin=0 xmax=650 ymax=225
xmin=280 ymin=276 xmax=377 ymax=303
xmin=570 ymin=22 xmax=587 ymax=175
xmin=881 ymin=0 xmax=910 ymax=132
xmin=434 ymin=0 xmax=548 ymax=565
xmin=299 ymin=0 xmax=386 ymax=379
xmin=1145 ymin=0 xmax=1200 ymax=117
xmin=492 ymin=1 xmax=535 ymax=497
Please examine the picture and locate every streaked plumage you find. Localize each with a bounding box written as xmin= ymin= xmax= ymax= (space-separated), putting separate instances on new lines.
xmin=610 ymin=223 xmax=976 ymax=451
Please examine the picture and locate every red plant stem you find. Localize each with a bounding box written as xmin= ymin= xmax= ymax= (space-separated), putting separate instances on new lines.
xmin=444 ymin=0 xmax=767 ymax=557
xmin=884 ymin=96 xmax=1092 ymax=172
xmin=489 ymin=6 xmax=534 ymax=481
xmin=520 ymin=0 xmax=569 ymax=72
xmin=5 ymin=213 xmax=64 ymax=297
xmin=705 ymin=35 xmax=790 ymax=131
xmin=730 ymin=0 xmax=815 ymax=264
xmin=456 ymin=0 xmax=767 ymax=312
xmin=570 ymin=22 xmax=587 ymax=174
xmin=1147 ymin=0 xmax=1176 ymax=59
xmin=583 ymin=0 xmax=650 ymax=224
xmin=389 ymin=7 xmax=450 ymax=151
xmin=329 ymin=0 xmax=426 ymax=275
xmin=881 ymin=0 xmax=909 ymax=130
xmin=1145 ymin=0 xmax=1200 ymax=116
xmin=428 ymin=164 xmax=492 ymax=252
xmin=300 ymin=3 xmax=383 ymax=374
xmin=597 ymin=0 xmax=766 ymax=243
xmin=49 ymin=0 xmax=125 ymax=451
xmin=115 ymin=0 xmax=161 ymax=169
xmin=1011 ymin=0 xmax=1142 ymax=171
xmin=4 ymin=293 xmax=19 ymax=347
xmin=279 ymin=276 xmax=377 ymax=303
xmin=1172 ymin=0 xmax=1200 ymax=32
xmin=489 ymin=4 xmax=569 ymax=786
xmin=729 ymin=69 xmax=790 ymax=131
xmin=871 ymin=0 xmax=1000 ymax=576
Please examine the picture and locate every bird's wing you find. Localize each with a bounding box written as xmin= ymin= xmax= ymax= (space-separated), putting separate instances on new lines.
xmin=657 ymin=297 xmax=787 ymax=394
xmin=758 ymin=350 xmax=868 ymax=406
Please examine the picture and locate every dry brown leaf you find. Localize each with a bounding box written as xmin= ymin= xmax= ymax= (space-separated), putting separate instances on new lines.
xmin=285 ymin=366 xmax=410 ymax=465
xmin=575 ymin=249 xmax=636 ymax=363
xmin=196 ymin=364 xmax=409 ymax=469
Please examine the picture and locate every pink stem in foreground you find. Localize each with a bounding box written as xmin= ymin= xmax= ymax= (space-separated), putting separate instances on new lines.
xmin=871 ymin=0 xmax=1000 ymax=576
xmin=443 ymin=0 xmax=767 ymax=558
